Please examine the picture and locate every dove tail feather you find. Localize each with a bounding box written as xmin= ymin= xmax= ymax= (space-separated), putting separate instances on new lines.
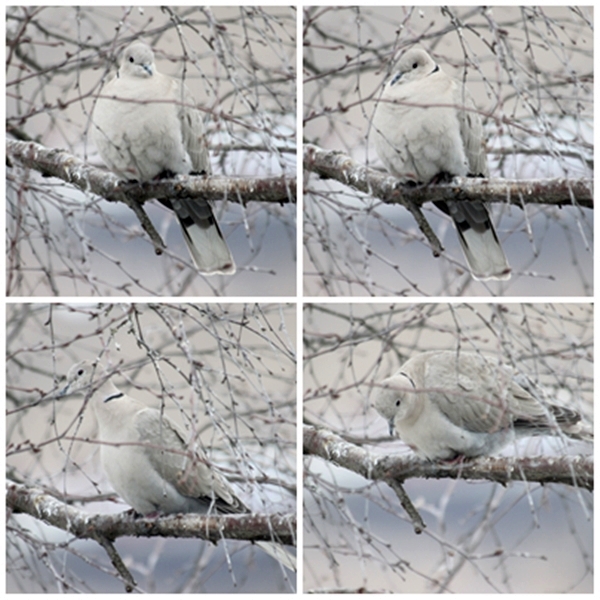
xmin=179 ymin=216 xmax=236 ymax=275
xmin=171 ymin=201 xmax=236 ymax=275
xmin=455 ymin=220 xmax=511 ymax=281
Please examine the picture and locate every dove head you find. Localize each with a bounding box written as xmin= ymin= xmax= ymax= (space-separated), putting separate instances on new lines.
xmin=120 ymin=42 xmax=155 ymax=78
xmin=59 ymin=360 xmax=106 ymax=398
xmin=388 ymin=48 xmax=438 ymax=87
xmin=373 ymin=373 xmax=418 ymax=435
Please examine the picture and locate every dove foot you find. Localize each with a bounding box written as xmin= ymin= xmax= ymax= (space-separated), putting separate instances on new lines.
xmin=430 ymin=171 xmax=454 ymax=184
xmin=154 ymin=169 xmax=178 ymax=180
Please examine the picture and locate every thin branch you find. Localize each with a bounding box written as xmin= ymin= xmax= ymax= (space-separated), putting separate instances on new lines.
xmin=93 ymin=535 xmax=136 ymax=592
xmin=387 ymin=479 xmax=426 ymax=534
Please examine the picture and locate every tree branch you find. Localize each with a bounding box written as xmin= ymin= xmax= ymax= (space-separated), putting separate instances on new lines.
xmin=303 ymin=143 xmax=593 ymax=209
xmin=304 ymin=143 xmax=445 ymax=253
xmin=6 ymin=480 xmax=296 ymax=545
xmin=94 ymin=535 xmax=137 ymax=592
xmin=6 ymin=139 xmax=296 ymax=205
xmin=303 ymin=424 xmax=593 ymax=492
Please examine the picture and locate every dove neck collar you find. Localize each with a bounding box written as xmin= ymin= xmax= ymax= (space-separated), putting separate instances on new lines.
xmin=400 ymin=371 xmax=416 ymax=389
xmin=103 ymin=392 xmax=124 ymax=403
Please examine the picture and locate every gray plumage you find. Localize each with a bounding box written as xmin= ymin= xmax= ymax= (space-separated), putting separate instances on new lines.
xmin=93 ymin=41 xmax=235 ymax=275
xmin=373 ymin=351 xmax=592 ymax=461
xmin=59 ymin=360 xmax=295 ymax=571
xmin=372 ymin=48 xmax=511 ymax=281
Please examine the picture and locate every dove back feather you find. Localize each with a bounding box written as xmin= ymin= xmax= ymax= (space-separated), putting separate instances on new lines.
xmin=374 ymin=351 xmax=592 ymax=460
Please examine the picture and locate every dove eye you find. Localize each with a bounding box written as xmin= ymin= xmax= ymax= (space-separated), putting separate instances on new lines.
xmin=77 ymin=369 xmax=84 ymax=376
xmin=128 ymin=56 xmax=134 ymax=63
xmin=395 ymin=400 xmax=400 ymax=407
xmin=412 ymin=62 xmax=418 ymax=69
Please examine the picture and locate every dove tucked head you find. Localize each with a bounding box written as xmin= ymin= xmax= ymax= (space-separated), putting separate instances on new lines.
xmin=373 ymin=372 xmax=419 ymax=435
xmin=388 ymin=48 xmax=438 ymax=87
xmin=120 ymin=42 xmax=155 ymax=78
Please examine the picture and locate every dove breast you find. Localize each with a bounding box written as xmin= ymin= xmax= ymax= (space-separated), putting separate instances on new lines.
xmin=93 ymin=42 xmax=202 ymax=181
xmin=372 ymin=48 xmax=475 ymax=184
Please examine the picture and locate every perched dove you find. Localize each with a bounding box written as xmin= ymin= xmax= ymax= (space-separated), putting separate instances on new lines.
xmin=93 ymin=41 xmax=235 ymax=275
xmin=372 ymin=48 xmax=511 ymax=281
xmin=58 ymin=360 xmax=296 ymax=571
xmin=373 ymin=350 xmax=592 ymax=461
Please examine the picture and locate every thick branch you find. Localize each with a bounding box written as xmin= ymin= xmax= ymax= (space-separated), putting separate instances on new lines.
xmin=6 ymin=480 xmax=296 ymax=545
xmin=6 ymin=139 xmax=296 ymax=205
xmin=304 ymin=143 xmax=593 ymax=209
xmin=303 ymin=425 xmax=593 ymax=491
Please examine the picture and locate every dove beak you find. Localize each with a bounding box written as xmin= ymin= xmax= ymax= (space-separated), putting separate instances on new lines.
xmin=389 ymin=72 xmax=403 ymax=86
xmin=388 ymin=420 xmax=395 ymax=436
xmin=142 ymin=64 xmax=153 ymax=76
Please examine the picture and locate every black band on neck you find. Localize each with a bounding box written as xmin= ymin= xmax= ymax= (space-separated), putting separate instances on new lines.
xmin=400 ymin=371 xmax=416 ymax=389
xmin=104 ymin=392 xmax=124 ymax=403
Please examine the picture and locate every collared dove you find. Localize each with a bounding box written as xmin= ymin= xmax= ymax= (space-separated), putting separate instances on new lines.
xmin=93 ymin=41 xmax=235 ymax=275
xmin=372 ymin=48 xmax=511 ymax=281
xmin=373 ymin=350 xmax=592 ymax=461
xmin=58 ymin=360 xmax=296 ymax=571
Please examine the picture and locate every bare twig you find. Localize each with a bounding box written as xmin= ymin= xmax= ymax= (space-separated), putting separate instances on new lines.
xmin=387 ymin=479 xmax=426 ymax=534
xmin=93 ymin=535 xmax=136 ymax=592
